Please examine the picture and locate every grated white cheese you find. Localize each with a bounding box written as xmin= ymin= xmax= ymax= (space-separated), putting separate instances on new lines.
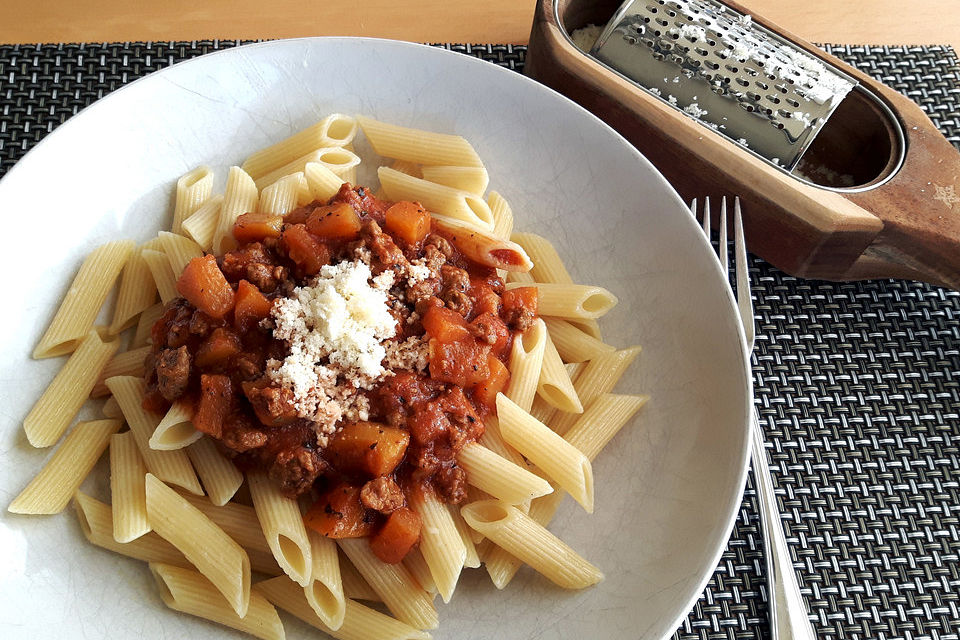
xmin=570 ymin=24 xmax=603 ymax=52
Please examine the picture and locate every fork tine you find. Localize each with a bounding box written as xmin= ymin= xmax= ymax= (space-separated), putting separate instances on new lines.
xmin=733 ymin=197 xmax=755 ymax=350
xmin=719 ymin=197 xmax=729 ymax=276
xmin=701 ymin=196 xmax=711 ymax=238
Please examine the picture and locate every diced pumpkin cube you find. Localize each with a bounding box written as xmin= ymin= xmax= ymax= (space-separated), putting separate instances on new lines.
xmin=369 ymin=507 xmax=421 ymax=564
xmin=325 ymin=421 xmax=410 ymax=477
xmin=233 ymin=212 xmax=283 ymax=244
xmin=469 ymin=280 xmax=502 ymax=316
xmin=422 ymin=305 xmax=472 ymax=343
xmin=428 ymin=338 xmax=491 ymax=387
xmin=304 ymin=483 xmax=375 ymax=539
xmin=195 ymin=327 xmax=242 ymax=367
xmin=176 ymin=255 xmax=235 ymax=319
xmin=473 ymin=354 xmax=510 ymax=410
xmin=384 ymin=201 xmax=430 ymax=246
xmin=502 ymin=286 xmax=539 ymax=318
xmin=234 ymin=279 xmax=274 ymax=332
xmin=281 ymin=223 xmax=330 ymax=275
xmin=469 ymin=312 xmax=510 ymax=356
xmin=306 ymin=201 xmax=362 ymax=240
xmin=194 ymin=374 xmax=232 ymax=438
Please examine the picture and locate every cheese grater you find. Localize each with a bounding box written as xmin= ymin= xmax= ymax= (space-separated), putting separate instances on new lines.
xmin=590 ymin=0 xmax=857 ymax=170
xmin=524 ymin=0 xmax=960 ymax=289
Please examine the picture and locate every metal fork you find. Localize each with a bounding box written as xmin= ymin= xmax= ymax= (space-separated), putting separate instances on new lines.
xmin=691 ymin=197 xmax=816 ymax=640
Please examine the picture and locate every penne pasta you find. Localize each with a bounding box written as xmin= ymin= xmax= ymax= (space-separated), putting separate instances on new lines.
xmin=142 ymin=248 xmax=179 ymax=303
xmin=248 ymin=470 xmax=313 ymax=587
xmin=91 ymin=345 xmax=150 ymax=397
xmin=181 ymin=194 xmax=224 ymax=252
xmin=304 ymin=162 xmax=346 ymax=202
xmin=564 ymin=394 xmax=649 ymax=462
xmin=339 ymin=554 xmax=382 ymax=602
xmin=110 ymin=431 xmax=151 ymax=542
xmin=108 ymin=247 xmax=157 ymax=335
xmin=402 ymin=548 xmax=437 ymax=596
xmin=259 ymin=172 xmax=307 ymax=215
xmin=105 ymin=376 xmax=203 ymax=495
xmin=150 ymin=398 xmax=202 ymax=450
xmin=133 ymin=302 xmax=164 ymax=348
xmin=506 ymin=282 xmax=618 ymax=319
xmin=257 ymin=576 xmax=431 ymax=640
xmin=378 ymin=167 xmax=495 ymax=230
xmin=464 ymin=498 xmax=602 ymax=589
xmin=497 ymin=394 xmax=594 ymax=513
xmin=389 ymin=159 xmax=422 ymax=178
xmin=304 ymin=528 xmax=346 ymax=629
xmin=150 ymin=563 xmax=283 ymax=640
xmin=157 ymin=231 xmax=203 ymax=277
xmin=145 ymin=474 xmax=251 ymax=617
xmin=34 ymin=240 xmax=134 ymax=358
xmin=448 ymin=503 xmax=481 ymax=569
xmin=549 ymin=346 xmax=643 ymax=436
xmin=541 ymin=317 xmax=615 ymax=363
xmin=419 ymin=165 xmax=489 ymax=195
xmin=185 ymin=437 xmax=243 ymax=506
xmin=24 ymin=330 xmax=119 ymax=447
xmin=511 ymin=231 xmax=574 ymax=284
xmin=177 ymin=493 xmax=270 ymax=552
xmin=8 ymin=419 xmax=121 ymax=514
xmin=487 ymin=190 xmax=514 ymax=241
xmin=213 ymin=166 xmax=259 ymax=255
xmin=337 ymin=538 xmax=438 ymax=630
xmin=409 ymin=488 xmax=466 ymax=604
xmin=457 ymin=441 xmax=553 ymax=505
xmin=74 ymin=492 xmax=191 ymax=568
xmin=537 ymin=331 xmax=583 ymax=413
xmin=504 ymin=318 xmax=547 ymax=412
xmin=430 ymin=213 xmax=532 ymax=271
xmin=242 ymin=114 xmax=358 ymax=178
xmin=101 ymin=394 xmax=123 ymax=419
xmin=481 ymin=488 xmax=566 ymax=589
xmin=254 ymin=147 xmax=361 ymax=191
xmin=170 ymin=166 xmax=214 ymax=234
xmin=358 ymin=115 xmax=482 ymax=167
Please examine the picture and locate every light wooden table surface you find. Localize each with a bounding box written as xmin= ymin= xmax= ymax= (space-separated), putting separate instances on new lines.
xmin=1 ymin=1 xmax=957 ymax=52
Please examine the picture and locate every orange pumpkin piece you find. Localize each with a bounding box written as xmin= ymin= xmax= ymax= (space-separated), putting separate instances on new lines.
xmin=369 ymin=507 xmax=421 ymax=564
xmin=305 ymin=201 xmax=362 ymax=240
xmin=233 ymin=280 xmax=274 ymax=332
xmin=281 ymin=223 xmax=330 ymax=276
xmin=429 ymin=339 xmax=491 ymax=387
xmin=325 ymin=421 xmax=410 ymax=477
xmin=195 ymin=327 xmax=242 ymax=367
xmin=304 ymin=483 xmax=375 ymax=539
xmin=384 ymin=201 xmax=430 ymax=246
xmin=422 ymin=305 xmax=472 ymax=343
xmin=233 ymin=212 xmax=283 ymax=244
xmin=176 ymin=255 xmax=235 ymax=319
xmin=473 ymin=354 xmax=510 ymax=410
xmin=193 ymin=374 xmax=232 ymax=438
xmin=502 ymin=286 xmax=539 ymax=317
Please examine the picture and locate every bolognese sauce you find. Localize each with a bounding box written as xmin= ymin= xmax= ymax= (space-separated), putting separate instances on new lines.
xmin=144 ymin=183 xmax=537 ymax=564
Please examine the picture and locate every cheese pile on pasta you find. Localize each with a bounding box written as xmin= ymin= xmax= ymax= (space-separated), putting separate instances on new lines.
xmin=12 ymin=114 xmax=647 ymax=640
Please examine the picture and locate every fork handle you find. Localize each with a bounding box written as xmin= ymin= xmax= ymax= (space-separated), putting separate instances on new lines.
xmin=751 ymin=411 xmax=818 ymax=640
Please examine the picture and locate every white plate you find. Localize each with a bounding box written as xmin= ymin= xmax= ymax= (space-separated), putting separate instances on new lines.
xmin=0 ymin=38 xmax=750 ymax=640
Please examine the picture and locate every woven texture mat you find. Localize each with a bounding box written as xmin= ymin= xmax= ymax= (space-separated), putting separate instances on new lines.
xmin=2 ymin=41 xmax=960 ymax=640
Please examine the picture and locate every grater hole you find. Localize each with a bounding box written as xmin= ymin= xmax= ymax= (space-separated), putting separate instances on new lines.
xmin=786 ymin=98 xmax=800 ymax=108
xmin=725 ymin=64 xmax=739 ymax=73
xmin=694 ymin=47 xmax=708 ymax=56
xmin=768 ymin=95 xmax=781 ymax=104
xmin=706 ymin=61 xmax=719 ymax=70
xmin=655 ymin=17 xmax=668 ymax=26
xmin=736 ymin=78 xmax=749 ymax=87
xmin=757 ymin=81 xmax=769 ymax=90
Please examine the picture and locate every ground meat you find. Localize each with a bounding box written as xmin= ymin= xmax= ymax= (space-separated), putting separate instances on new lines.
xmin=470 ymin=312 xmax=508 ymax=345
xmin=361 ymin=220 xmax=409 ymax=275
xmin=220 ymin=243 xmax=285 ymax=292
xmin=360 ymin=476 xmax=405 ymax=514
xmin=422 ymin=241 xmax=449 ymax=273
xmin=156 ymin=346 xmax=191 ymax=401
xmin=269 ymin=446 xmax=326 ymax=497
xmin=503 ymin=304 xmax=537 ymax=332
xmin=442 ymin=289 xmax=473 ymax=318
xmin=434 ymin=464 xmax=468 ymax=504
xmin=330 ymin=183 xmax=391 ymax=222
xmin=424 ymin=234 xmax=454 ymax=259
xmin=234 ymin=354 xmax=263 ymax=381
xmin=220 ymin=414 xmax=269 ymax=453
xmin=244 ymin=383 xmax=299 ymax=426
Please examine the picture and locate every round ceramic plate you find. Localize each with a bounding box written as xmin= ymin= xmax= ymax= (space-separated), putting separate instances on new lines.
xmin=0 ymin=38 xmax=750 ymax=640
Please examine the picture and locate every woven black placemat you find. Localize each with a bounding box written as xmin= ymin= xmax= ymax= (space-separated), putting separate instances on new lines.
xmin=2 ymin=40 xmax=959 ymax=640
